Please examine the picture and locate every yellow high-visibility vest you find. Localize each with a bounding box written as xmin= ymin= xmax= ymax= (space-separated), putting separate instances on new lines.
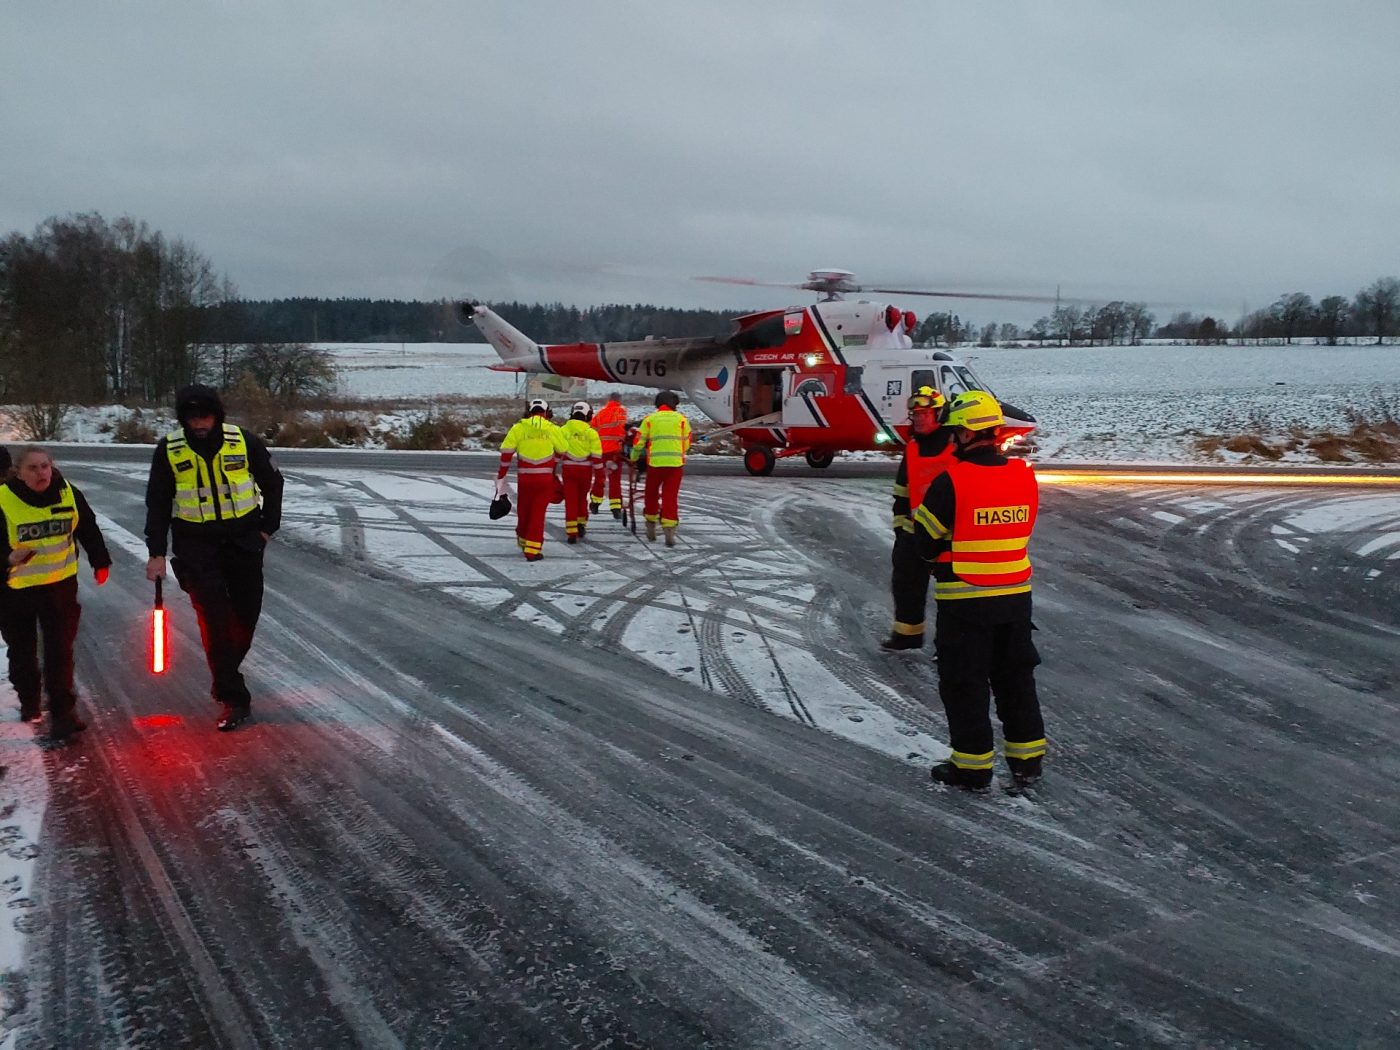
xmin=632 ymin=408 xmax=691 ymax=468
xmin=0 ymin=482 xmax=78 ymax=588
xmin=166 ymin=425 xmax=260 ymax=523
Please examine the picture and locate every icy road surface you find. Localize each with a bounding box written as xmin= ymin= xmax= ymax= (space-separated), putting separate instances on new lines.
xmin=2 ymin=450 xmax=1398 ymax=1048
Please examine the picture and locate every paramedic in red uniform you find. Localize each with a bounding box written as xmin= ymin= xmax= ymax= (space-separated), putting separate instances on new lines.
xmin=629 ymin=391 xmax=691 ymax=547
xmin=589 ymin=395 xmax=628 ymax=519
xmin=914 ymin=390 xmax=1045 ymax=792
xmin=559 ymin=401 xmax=603 ymax=543
xmin=497 ymin=399 xmax=569 ymax=561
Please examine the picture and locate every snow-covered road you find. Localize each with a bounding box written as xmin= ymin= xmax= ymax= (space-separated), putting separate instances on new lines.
xmin=2 ymin=450 xmax=1398 ymax=1048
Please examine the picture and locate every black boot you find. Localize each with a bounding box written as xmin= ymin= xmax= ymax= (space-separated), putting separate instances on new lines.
xmin=880 ymin=632 xmax=924 ymax=652
xmin=217 ymin=705 xmax=251 ymax=732
xmin=612 ymin=507 xmax=623 ymax=520
xmin=1007 ymin=756 xmax=1043 ymax=790
xmin=930 ymin=761 xmax=992 ymax=793
xmin=47 ymin=716 xmax=87 ymax=743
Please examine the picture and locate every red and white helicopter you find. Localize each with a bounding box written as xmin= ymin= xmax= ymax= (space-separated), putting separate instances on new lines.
xmin=459 ymin=269 xmax=1042 ymax=475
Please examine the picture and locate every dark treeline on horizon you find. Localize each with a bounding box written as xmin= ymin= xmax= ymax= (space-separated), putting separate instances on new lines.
xmin=4 ymin=211 xmax=1398 ymax=412
xmin=211 ymin=298 xmax=750 ymax=345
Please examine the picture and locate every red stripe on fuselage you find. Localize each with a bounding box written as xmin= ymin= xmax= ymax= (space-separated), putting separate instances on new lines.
xmin=540 ymin=343 xmax=613 ymax=381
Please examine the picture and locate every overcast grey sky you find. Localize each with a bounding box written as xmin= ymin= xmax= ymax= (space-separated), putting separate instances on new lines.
xmin=4 ymin=1 xmax=1398 ymax=324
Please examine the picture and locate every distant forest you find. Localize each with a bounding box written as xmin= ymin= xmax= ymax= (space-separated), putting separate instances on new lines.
xmin=206 ymin=297 xmax=746 ymax=345
xmin=3 ymin=211 xmax=1397 ymax=409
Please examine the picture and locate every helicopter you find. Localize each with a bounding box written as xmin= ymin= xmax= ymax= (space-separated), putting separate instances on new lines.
xmin=458 ymin=269 xmax=1042 ymax=476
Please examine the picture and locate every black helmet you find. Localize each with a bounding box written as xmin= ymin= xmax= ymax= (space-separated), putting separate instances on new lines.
xmin=175 ymin=384 xmax=225 ymax=424
xmin=654 ymin=390 xmax=680 ymax=408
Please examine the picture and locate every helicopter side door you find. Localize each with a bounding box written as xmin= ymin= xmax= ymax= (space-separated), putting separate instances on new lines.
xmin=866 ymin=365 xmax=942 ymax=425
xmin=781 ymin=370 xmax=839 ymax=427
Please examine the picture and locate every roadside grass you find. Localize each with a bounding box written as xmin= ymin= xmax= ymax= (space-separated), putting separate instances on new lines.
xmin=1195 ymin=417 xmax=1400 ymax=463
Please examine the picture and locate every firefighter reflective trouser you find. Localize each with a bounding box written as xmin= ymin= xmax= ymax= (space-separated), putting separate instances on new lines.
xmin=933 ymin=613 xmax=1044 ymax=772
xmin=562 ymin=463 xmax=594 ymax=536
xmin=590 ymin=450 xmax=623 ymax=511
xmin=515 ymin=473 xmax=555 ymax=557
xmin=643 ymin=465 xmax=684 ymax=528
xmin=173 ymin=536 xmax=265 ymax=707
xmin=890 ymin=530 xmax=929 ymax=636
xmin=2 ymin=576 xmax=81 ymax=722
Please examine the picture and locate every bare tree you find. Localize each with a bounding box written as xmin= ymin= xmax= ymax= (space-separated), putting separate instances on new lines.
xmin=1353 ymin=276 xmax=1400 ymax=345
xmin=1270 ymin=292 xmax=1315 ymax=344
xmin=1316 ymin=295 xmax=1349 ymax=346
xmin=1124 ymin=303 xmax=1155 ymax=345
xmin=235 ymin=343 xmax=337 ymax=404
xmin=1052 ymin=304 xmax=1082 ymax=346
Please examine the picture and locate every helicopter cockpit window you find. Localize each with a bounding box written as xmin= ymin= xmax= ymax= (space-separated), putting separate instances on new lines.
xmin=939 ymin=365 xmax=994 ymax=399
xmin=910 ymin=368 xmax=938 ymax=395
xmin=730 ymin=314 xmax=787 ymax=351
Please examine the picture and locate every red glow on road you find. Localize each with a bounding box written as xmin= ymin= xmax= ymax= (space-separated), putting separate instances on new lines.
xmin=132 ymin=714 xmax=184 ymax=730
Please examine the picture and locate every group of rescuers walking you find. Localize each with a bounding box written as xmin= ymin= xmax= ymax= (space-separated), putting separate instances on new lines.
xmin=495 ymin=390 xmax=691 ymax=559
xmin=3 ymin=381 xmax=1044 ymax=793
xmin=496 ymin=384 xmax=1046 ymax=792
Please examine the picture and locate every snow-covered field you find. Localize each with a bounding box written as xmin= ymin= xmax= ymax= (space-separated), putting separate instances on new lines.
xmin=1 ymin=340 xmax=1396 ymax=462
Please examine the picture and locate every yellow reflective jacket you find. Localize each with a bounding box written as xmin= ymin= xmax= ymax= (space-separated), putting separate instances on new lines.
xmin=0 ymin=481 xmax=78 ymax=588
xmin=166 ymin=425 xmax=260 ymax=523
xmin=631 ymin=407 xmax=691 ymax=468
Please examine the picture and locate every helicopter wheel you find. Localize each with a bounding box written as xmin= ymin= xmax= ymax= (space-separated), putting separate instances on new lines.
xmin=804 ymin=449 xmax=835 ymax=469
xmin=743 ymin=447 xmax=776 ymax=476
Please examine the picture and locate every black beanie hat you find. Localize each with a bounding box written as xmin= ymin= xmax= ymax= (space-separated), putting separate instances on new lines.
xmin=175 ymin=384 xmax=226 ymax=425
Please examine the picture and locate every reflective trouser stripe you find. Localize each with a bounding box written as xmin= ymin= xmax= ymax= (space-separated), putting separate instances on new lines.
xmin=950 ymin=749 xmax=995 ymax=771
xmin=1004 ymin=738 xmax=1047 ymax=760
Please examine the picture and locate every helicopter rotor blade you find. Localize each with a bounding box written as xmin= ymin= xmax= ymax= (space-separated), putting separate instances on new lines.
xmin=865 ymin=287 xmax=1063 ymax=305
xmin=694 ymin=275 xmax=806 ymax=290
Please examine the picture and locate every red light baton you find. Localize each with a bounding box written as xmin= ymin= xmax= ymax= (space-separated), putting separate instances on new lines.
xmin=152 ymin=576 xmax=168 ymax=674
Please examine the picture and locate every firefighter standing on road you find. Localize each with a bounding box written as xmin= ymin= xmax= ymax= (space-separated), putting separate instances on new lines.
xmin=145 ymin=386 xmax=283 ymax=732
xmin=589 ymin=395 xmax=628 ymax=520
xmin=882 ymin=386 xmax=953 ymax=651
xmin=1 ymin=446 xmax=111 ymax=742
xmin=498 ymin=399 xmax=570 ymax=561
xmin=629 ymin=391 xmax=691 ymax=546
xmin=560 ymin=401 xmax=603 ymax=543
xmin=914 ymin=390 xmax=1045 ymax=792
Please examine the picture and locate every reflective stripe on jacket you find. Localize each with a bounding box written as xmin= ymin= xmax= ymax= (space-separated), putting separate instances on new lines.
xmin=166 ymin=425 xmax=259 ymax=524
xmin=500 ymin=417 xmax=569 ymax=475
xmin=591 ymin=401 xmax=627 ymax=454
xmin=631 ymin=407 xmax=690 ymax=468
xmin=0 ymin=481 xmax=78 ymax=588
xmin=917 ymin=457 xmax=1037 ymax=600
xmin=561 ymin=418 xmax=603 ymax=466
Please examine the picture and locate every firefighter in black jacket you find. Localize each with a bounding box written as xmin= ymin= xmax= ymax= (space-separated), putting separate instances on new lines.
xmin=0 ymin=446 xmax=111 ymax=741
xmin=144 ymin=385 xmax=284 ymax=731
xmin=882 ymin=386 xmax=954 ymax=651
xmin=914 ymin=390 xmax=1045 ymax=792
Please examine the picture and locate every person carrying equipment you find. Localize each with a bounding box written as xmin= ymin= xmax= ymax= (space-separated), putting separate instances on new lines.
xmin=144 ymin=385 xmax=283 ymax=732
xmin=497 ymin=399 xmax=570 ymax=561
xmin=629 ymin=391 xmax=691 ymax=547
xmin=589 ymin=395 xmax=628 ymax=520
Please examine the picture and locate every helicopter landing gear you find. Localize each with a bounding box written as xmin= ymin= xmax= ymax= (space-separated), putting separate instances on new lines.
xmin=803 ymin=449 xmax=835 ymax=469
xmin=743 ymin=446 xmax=776 ymax=476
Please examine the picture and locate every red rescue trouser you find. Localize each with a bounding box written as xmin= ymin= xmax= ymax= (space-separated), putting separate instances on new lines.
xmin=515 ymin=473 xmax=556 ymax=557
xmin=562 ymin=464 xmax=595 ymax=536
xmin=590 ymin=450 xmax=623 ymax=510
xmin=643 ymin=465 xmax=684 ymax=528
